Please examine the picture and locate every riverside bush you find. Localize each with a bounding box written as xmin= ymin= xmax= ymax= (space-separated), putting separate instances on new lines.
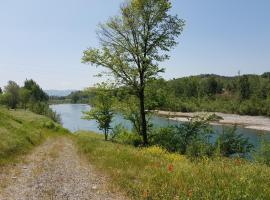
xmin=29 ymin=102 xmax=61 ymax=123
xmin=150 ymin=118 xmax=254 ymax=159
xmin=150 ymin=117 xmax=213 ymax=155
xmin=111 ymin=124 xmax=142 ymax=146
xmin=255 ymin=139 xmax=270 ymax=166
xmin=216 ymin=126 xmax=254 ymax=157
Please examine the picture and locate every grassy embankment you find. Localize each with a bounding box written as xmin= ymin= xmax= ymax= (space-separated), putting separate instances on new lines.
xmin=76 ymin=132 xmax=270 ymax=200
xmin=0 ymin=106 xmax=69 ymax=166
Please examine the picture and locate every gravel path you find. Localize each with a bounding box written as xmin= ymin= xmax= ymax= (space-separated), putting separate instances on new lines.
xmin=0 ymin=137 xmax=126 ymax=200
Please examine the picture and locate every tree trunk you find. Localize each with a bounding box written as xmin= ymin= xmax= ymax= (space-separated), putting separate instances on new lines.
xmin=104 ymin=129 xmax=108 ymax=141
xmin=139 ymin=89 xmax=148 ymax=145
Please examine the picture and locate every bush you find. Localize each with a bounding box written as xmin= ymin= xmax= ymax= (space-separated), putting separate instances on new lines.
xmin=238 ymin=100 xmax=261 ymax=116
xmin=150 ymin=117 xmax=213 ymax=156
xmin=111 ymin=124 xmax=142 ymax=146
xmin=186 ymin=140 xmax=214 ymax=158
xmin=43 ymin=121 xmax=56 ymax=129
xmin=216 ymin=126 xmax=254 ymax=157
xmin=255 ymin=139 xmax=270 ymax=166
xmin=29 ymin=102 xmax=61 ymax=123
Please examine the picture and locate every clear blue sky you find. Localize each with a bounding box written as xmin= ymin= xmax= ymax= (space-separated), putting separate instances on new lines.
xmin=0 ymin=0 xmax=269 ymax=90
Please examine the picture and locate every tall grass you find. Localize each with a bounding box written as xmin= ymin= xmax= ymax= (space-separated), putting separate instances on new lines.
xmin=0 ymin=107 xmax=68 ymax=166
xmin=76 ymin=132 xmax=270 ymax=200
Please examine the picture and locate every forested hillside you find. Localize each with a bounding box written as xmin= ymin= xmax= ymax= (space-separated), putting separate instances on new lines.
xmin=145 ymin=72 xmax=270 ymax=116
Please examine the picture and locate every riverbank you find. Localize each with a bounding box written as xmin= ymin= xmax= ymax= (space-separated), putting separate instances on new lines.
xmin=155 ymin=110 xmax=270 ymax=132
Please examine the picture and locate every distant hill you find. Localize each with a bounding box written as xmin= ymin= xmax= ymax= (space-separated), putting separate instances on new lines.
xmin=45 ymin=90 xmax=77 ymax=97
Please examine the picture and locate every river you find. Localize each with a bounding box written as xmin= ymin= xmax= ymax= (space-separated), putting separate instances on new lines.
xmin=50 ymin=104 xmax=270 ymax=149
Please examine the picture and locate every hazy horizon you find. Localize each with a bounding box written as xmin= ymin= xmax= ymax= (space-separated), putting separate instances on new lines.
xmin=1 ymin=0 xmax=269 ymax=90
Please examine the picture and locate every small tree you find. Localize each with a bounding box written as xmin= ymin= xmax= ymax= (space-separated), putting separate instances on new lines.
xmin=82 ymin=0 xmax=185 ymax=145
xmin=71 ymin=92 xmax=80 ymax=103
xmin=204 ymin=77 xmax=222 ymax=96
xmin=19 ymin=88 xmax=31 ymax=109
xmin=239 ymin=75 xmax=251 ymax=100
xmin=0 ymin=87 xmax=2 ymax=94
xmin=83 ymin=84 xmax=115 ymax=140
xmin=4 ymin=81 xmax=20 ymax=109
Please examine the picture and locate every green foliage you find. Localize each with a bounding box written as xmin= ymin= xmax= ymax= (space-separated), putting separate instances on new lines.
xmin=147 ymin=117 xmax=253 ymax=159
xmin=24 ymin=79 xmax=48 ymax=102
xmin=117 ymin=96 xmax=153 ymax=138
xmin=238 ymin=75 xmax=251 ymax=100
xmin=216 ymin=126 xmax=254 ymax=157
xmin=255 ymin=139 xmax=270 ymax=166
xmin=2 ymin=81 xmax=20 ymax=109
xmin=28 ymin=101 xmax=61 ymax=123
xmin=82 ymin=0 xmax=185 ymax=145
xmin=71 ymin=92 xmax=80 ymax=103
xmin=143 ymin=73 xmax=270 ymax=117
xmin=0 ymin=80 xmax=60 ymax=122
xmin=150 ymin=117 xmax=213 ymax=155
xmin=262 ymin=72 xmax=270 ymax=79
xmin=204 ymin=77 xmax=223 ymax=96
xmin=49 ymin=89 xmax=96 ymax=104
xmin=83 ymin=84 xmax=115 ymax=140
xmin=111 ymin=124 xmax=142 ymax=146
xmin=19 ymin=88 xmax=31 ymax=109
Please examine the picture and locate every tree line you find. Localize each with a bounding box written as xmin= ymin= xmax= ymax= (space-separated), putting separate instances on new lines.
xmin=0 ymin=79 xmax=60 ymax=122
xmin=144 ymin=73 xmax=270 ymax=116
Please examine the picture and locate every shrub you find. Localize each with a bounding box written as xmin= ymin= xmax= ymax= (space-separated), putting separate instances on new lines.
xmin=186 ymin=140 xmax=214 ymax=158
xmin=255 ymin=139 xmax=270 ymax=166
xmin=150 ymin=117 xmax=213 ymax=156
xmin=111 ymin=124 xmax=142 ymax=146
xmin=29 ymin=102 xmax=61 ymax=123
xmin=216 ymin=126 xmax=254 ymax=157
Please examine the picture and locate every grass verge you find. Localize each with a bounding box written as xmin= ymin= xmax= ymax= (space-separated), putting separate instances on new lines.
xmin=0 ymin=107 xmax=69 ymax=166
xmin=76 ymin=132 xmax=270 ymax=200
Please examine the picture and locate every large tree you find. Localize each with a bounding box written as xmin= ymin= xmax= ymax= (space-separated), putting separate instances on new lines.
xmin=82 ymin=0 xmax=184 ymax=145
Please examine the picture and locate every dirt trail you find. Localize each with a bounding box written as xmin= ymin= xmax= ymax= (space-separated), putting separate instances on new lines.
xmin=0 ymin=137 xmax=125 ymax=200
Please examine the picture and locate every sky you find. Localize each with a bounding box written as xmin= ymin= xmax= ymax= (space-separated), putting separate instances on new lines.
xmin=0 ymin=0 xmax=269 ymax=90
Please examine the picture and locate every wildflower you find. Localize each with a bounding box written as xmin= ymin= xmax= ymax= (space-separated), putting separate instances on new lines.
xmin=235 ymin=158 xmax=241 ymax=166
xmin=143 ymin=190 xmax=148 ymax=198
xmin=168 ymin=164 xmax=174 ymax=172
xmin=187 ymin=189 xmax=193 ymax=198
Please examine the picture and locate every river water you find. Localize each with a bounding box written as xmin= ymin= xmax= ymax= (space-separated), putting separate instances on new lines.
xmin=50 ymin=104 xmax=270 ymax=149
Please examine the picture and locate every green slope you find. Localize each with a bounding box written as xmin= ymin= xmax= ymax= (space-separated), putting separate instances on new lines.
xmin=0 ymin=106 xmax=68 ymax=165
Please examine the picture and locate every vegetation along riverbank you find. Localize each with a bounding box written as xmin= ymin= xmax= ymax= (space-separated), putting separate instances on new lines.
xmin=1 ymin=0 xmax=270 ymax=199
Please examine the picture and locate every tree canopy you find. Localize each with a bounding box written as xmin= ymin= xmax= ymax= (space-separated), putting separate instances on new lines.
xmin=82 ymin=0 xmax=184 ymax=144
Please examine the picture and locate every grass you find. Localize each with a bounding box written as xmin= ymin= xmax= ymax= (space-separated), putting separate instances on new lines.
xmin=0 ymin=106 xmax=69 ymax=166
xmin=76 ymin=132 xmax=270 ymax=200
